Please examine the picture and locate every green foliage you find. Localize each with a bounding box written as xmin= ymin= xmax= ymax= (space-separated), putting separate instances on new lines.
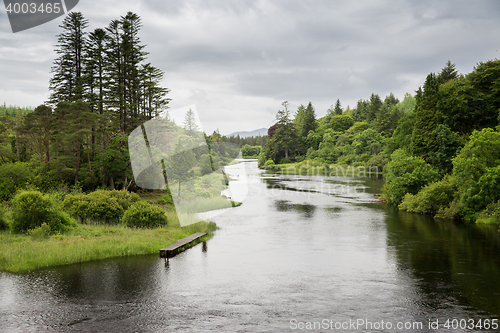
xmin=411 ymin=73 xmax=440 ymax=159
xmin=0 ymin=162 xmax=34 ymax=201
xmin=241 ymin=145 xmax=261 ymax=158
xmin=399 ymin=175 xmax=458 ymax=214
xmin=386 ymin=111 xmax=416 ymax=155
xmin=258 ymin=147 xmax=270 ymax=168
xmin=122 ymin=201 xmax=168 ymax=228
xmin=63 ymin=190 xmax=138 ymax=224
xmin=198 ymin=154 xmax=213 ymax=175
xmin=477 ymin=201 xmax=500 ymax=224
xmin=28 ymin=223 xmax=51 ymax=240
xmin=427 ymin=124 xmax=463 ymax=174
xmin=264 ymin=159 xmax=276 ymax=167
xmin=156 ymin=193 xmax=174 ymax=205
xmin=437 ymin=59 xmax=500 ymax=135
xmin=352 ymin=128 xmax=385 ymax=156
xmin=461 ymin=165 xmax=500 ymax=218
xmin=328 ymin=115 xmax=354 ymax=132
xmin=268 ymin=101 xmax=299 ymax=160
xmin=452 ymin=128 xmax=500 ymax=191
xmin=366 ymin=154 xmax=388 ymax=171
xmin=107 ymin=190 xmax=141 ymax=210
xmin=11 ymin=190 xmax=76 ymax=234
xmin=0 ymin=207 xmax=9 ymax=231
xmin=383 ymin=150 xmax=440 ymax=205
xmin=280 ymin=158 xmax=292 ymax=164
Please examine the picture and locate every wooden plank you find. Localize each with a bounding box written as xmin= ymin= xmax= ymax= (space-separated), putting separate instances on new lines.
xmin=159 ymin=232 xmax=207 ymax=258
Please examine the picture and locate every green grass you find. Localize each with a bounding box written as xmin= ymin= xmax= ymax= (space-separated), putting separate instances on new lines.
xmin=0 ymin=220 xmax=217 ymax=273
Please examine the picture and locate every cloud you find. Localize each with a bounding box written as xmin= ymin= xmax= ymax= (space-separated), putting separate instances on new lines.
xmin=1 ymin=0 xmax=500 ymax=133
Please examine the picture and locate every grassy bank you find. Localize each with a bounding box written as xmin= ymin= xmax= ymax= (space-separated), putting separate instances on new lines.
xmin=0 ymin=220 xmax=216 ymax=273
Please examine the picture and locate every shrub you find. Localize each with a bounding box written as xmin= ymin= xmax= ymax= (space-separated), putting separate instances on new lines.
xmin=264 ymin=159 xmax=275 ymax=167
xmin=435 ymin=200 xmax=463 ymax=221
xmin=63 ymin=191 xmax=124 ymax=224
xmin=279 ymin=158 xmax=291 ymax=164
xmin=11 ymin=190 xmax=76 ymax=234
xmin=383 ymin=149 xmax=440 ymax=205
xmin=476 ymin=201 xmax=500 ymax=223
xmin=28 ymin=222 xmax=51 ymax=239
xmin=122 ymin=201 xmax=168 ymax=228
xmin=106 ymin=190 xmax=141 ymax=210
xmin=399 ymin=175 xmax=458 ymax=215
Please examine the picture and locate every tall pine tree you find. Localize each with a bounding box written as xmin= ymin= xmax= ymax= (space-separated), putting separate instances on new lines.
xmin=49 ymin=12 xmax=88 ymax=103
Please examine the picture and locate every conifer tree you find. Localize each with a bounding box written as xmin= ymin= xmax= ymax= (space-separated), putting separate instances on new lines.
xmin=49 ymin=12 xmax=89 ymax=103
xmin=334 ymin=99 xmax=343 ymax=115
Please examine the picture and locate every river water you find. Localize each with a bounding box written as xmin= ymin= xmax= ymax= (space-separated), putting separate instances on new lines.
xmin=1 ymin=161 xmax=500 ymax=332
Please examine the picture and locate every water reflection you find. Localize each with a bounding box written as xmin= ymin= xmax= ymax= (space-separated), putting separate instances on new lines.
xmin=0 ymin=161 xmax=500 ymax=332
xmin=386 ymin=207 xmax=500 ymax=317
xmin=273 ymin=200 xmax=316 ymax=218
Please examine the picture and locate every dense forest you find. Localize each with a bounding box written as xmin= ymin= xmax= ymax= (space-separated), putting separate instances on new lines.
xmin=0 ymin=11 xmax=170 ymax=197
xmin=1 ymin=10 xmax=499 ymax=233
xmin=256 ymin=59 xmax=500 ymax=224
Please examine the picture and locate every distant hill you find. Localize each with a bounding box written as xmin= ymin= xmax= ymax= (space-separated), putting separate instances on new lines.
xmin=226 ymin=128 xmax=268 ymax=138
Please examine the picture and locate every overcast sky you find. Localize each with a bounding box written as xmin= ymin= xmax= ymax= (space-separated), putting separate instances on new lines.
xmin=1 ymin=0 xmax=499 ymax=134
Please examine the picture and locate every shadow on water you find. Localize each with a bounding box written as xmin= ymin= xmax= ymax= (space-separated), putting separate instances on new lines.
xmin=385 ymin=205 xmax=500 ymax=317
xmin=273 ymin=200 xmax=316 ymax=219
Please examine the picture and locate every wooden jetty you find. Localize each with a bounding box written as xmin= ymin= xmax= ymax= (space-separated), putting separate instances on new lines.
xmin=159 ymin=232 xmax=207 ymax=259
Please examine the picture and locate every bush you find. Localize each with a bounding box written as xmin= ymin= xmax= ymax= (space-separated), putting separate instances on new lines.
xmin=383 ymin=149 xmax=440 ymax=205
xmin=264 ymin=159 xmax=275 ymax=167
xmin=106 ymin=190 xmax=141 ymax=210
xmin=63 ymin=191 xmax=124 ymax=224
xmin=122 ymin=201 xmax=168 ymax=228
xmin=476 ymin=201 xmax=500 ymax=223
xmin=0 ymin=207 xmax=9 ymax=231
xmin=11 ymin=190 xmax=76 ymax=234
xmin=399 ymin=175 xmax=458 ymax=215
xmin=28 ymin=222 xmax=51 ymax=239
xmin=279 ymin=158 xmax=291 ymax=164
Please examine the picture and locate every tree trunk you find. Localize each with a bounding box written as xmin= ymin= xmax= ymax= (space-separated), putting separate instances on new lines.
xmin=178 ymin=181 xmax=181 ymax=197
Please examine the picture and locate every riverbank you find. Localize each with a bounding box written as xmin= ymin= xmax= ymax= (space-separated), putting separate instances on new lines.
xmin=0 ymin=221 xmax=216 ymax=273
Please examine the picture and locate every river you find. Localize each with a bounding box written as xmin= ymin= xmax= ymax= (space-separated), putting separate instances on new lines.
xmin=1 ymin=161 xmax=499 ymax=332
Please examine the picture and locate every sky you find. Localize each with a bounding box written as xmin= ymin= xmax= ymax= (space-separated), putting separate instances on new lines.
xmin=1 ymin=0 xmax=500 ymax=135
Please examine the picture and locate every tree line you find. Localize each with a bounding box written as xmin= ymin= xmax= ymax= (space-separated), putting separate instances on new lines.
xmin=258 ymin=59 xmax=500 ymax=223
xmin=0 ymin=11 xmax=169 ymax=195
